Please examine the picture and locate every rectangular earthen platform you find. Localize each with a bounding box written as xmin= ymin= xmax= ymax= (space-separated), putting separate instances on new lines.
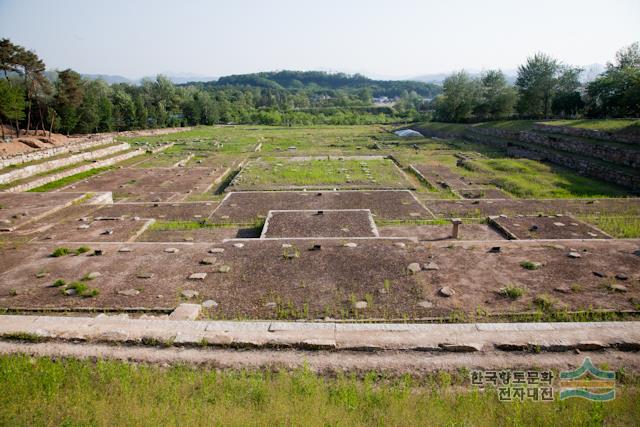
xmin=261 ymin=209 xmax=379 ymax=238
xmin=211 ymin=190 xmax=432 ymax=222
xmin=490 ymin=215 xmax=612 ymax=240
xmin=0 ymin=239 xmax=637 ymax=320
xmin=0 ymin=192 xmax=91 ymax=231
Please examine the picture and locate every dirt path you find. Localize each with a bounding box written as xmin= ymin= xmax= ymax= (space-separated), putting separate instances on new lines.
xmin=1 ymin=341 xmax=638 ymax=374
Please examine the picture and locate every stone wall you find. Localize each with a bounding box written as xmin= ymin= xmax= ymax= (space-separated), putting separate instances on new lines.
xmin=0 ymin=126 xmax=191 ymax=170
xmin=0 ymin=137 xmax=114 ymax=169
xmin=505 ymin=144 xmax=640 ymax=190
xmin=0 ymin=142 xmax=130 ymax=185
xmin=519 ymin=131 xmax=640 ymax=169
xmin=408 ymin=125 xmax=640 ymax=191
xmin=533 ymin=123 xmax=639 ymax=145
xmin=5 ymin=149 xmax=143 ymax=192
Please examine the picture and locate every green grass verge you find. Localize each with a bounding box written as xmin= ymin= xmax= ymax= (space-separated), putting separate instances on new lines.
xmin=236 ymin=158 xmax=408 ymax=189
xmin=1 ymin=355 xmax=638 ymax=426
xmin=27 ymin=167 xmax=113 ymax=192
xmin=578 ymin=216 xmax=640 ymax=238
xmin=473 ymin=120 xmax=538 ymax=132
xmin=460 ymin=158 xmax=627 ymax=198
xmin=540 ymin=119 xmax=640 ymax=133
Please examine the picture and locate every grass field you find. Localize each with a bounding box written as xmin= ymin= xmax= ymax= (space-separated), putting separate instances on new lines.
xmin=1 ymin=355 xmax=638 ymax=426
xmin=540 ymin=119 xmax=640 ymax=133
xmin=579 ymin=215 xmax=640 ymax=238
xmin=233 ymin=158 xmax=410 ymax=189
xmin=460 ymin=158 xmax=627 ymax=198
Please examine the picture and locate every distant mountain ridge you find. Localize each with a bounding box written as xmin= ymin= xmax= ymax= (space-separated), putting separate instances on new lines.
xmin=197 ymin=70 xmax=441 ymax=98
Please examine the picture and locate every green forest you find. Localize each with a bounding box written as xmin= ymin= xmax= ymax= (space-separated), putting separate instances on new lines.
xmin=0 ymin=38 xmax=639 ymax=137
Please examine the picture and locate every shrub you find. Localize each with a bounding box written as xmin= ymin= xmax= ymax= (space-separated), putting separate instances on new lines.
xmin=500 ymin=286 xmax=524 ymax=300
xmin=52 ymin=279 xmax=66 ymax=288
xmin=534 ymin=294 xmax=555 ymax=311
xmin=51 ymin=247 xmax=70 ymax=257
xmin=520 ymin=261 xmax=541 ymax=270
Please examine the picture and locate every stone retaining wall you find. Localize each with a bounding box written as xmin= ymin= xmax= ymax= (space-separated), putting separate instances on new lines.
xmin=505 ymin=144 xmax=640 ymax=190
xmin=0 ymin=137 xmax=114 ymax=169
xmin=533 ymin=123 xmax=639 ymax=145
xmin=5 ymin=149 xmax=143 ymax=192
xmin=520 ymin=131 xmax=640 ymax=168
xmin=0 ymin=142 xmax=130 ymax=185
xmin=410 ymin=125 xmax=640 ymax=191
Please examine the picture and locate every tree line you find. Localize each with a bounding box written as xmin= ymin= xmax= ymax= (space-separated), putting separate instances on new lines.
xmin=1 ymin=38 xmax=638 ymax=137
xmin=0 ymin=39 xmax=433 ymax=137
xmin=433 ymin=43 xmax=640 ymax=123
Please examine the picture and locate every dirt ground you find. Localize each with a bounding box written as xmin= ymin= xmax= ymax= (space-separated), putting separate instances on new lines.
xmin=458 ymin=188 xmax=512 ymax=199
xmin=138 ymin=226 xmax=260 ymax=242
xmin=0 ymin=126 xmax=74 ymax=156
xmin=0 ymin=239 xmax=637 ymax=319
xmin=424 ymin=198 xmax=640 ymax=218
xmin=64 ymin=167 xmax=219 ymax=201
xmin=378 ymin=224 xmax=505 ymax=241
xmin=412 ymin=164 xmax=491 ymax=190
xmin=212 ymin=190 xmax=432 ymax=222
xmin=0 ymin=192 xmax=87 ymax=231
xmin=491 ymin=215 xmax=612 ymax=240
xmin=93 ymin=202 xmax=219 ymax=221
xmin=262 ymin=210 xmax=377 ymax=238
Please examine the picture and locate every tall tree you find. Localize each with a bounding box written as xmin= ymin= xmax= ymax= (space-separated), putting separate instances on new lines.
xmin=53 ymin=69 xmax=85 ymax=135
xmin=473 ymin=70 xmax=517 ymax=120
xmin=434 ymin=71 xmax=479 ymax=122
xmin=586 ymin=42 xmax=640 ymax=117
xmin=0 ymin=79 xmax=25 ymax=139
xmin=515 ymin=53 xmax=562 ymax=118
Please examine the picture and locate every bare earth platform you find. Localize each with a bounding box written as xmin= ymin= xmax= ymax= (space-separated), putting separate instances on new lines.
xmin=0 ymin=192 xmax=92 ymax=231
xmin=212 ymin=190 xmax=431 ymax=222
xmin=491 ymin=215 xmax=612 ymax=240
xmin=261 ymin=209 xmax=378 ymax=238
xmin=0 ymin=239 xmax=637 ymax=319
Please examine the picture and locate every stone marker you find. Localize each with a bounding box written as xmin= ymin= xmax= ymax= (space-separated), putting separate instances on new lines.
xmin=188 ymin=272 xmax=207 ymax=280
xmin=86 ymin=272 xmax=101 ymax=279
xmin=264 ymin=302 xmax=277 ymax=309
xmin=181 ymin=290 xmax=199 ymax=299
xmin=593 ymin=271 xmax=607 ymax=278
xmin=165 ymin=247 xmax=179 ymax=253
xmin=118 ymin=247 xmax=133 ymax=253
xmin=615 ymin=273 xmax=628 ymax=281
xmin=394 ymin=242 xmax=406 ymax=248
xmin=407 ymin=263 xmax=421 ymax=274
xmin=200 ymin=257 xmax=216 ymax=265
xmin=418 ymin=300 xmax=434 ymax=308
xmin=209 ymin=248 xmax=225 ymax=253
xmin=450 ymin=218 xmax=462 ymax=238
xmin=233 ymin=243 xmax=244 ymax=248
xmin=354 ymin=301 xmax=368 ymax=309
xmin=169 ymin=303 xmax=201 ymax=320
xmin=568 ymin=252 xmax=581 ymax=258
xmin=610 ymin=284 xmax=628 ymax=292
xmin=118 ymin=289 xmax=140 ymax=296
xmin=77 ymin=224 xmax=90 ymax=230
xmin=218 ymin=265 xmax=231 ymax=273
xmin=136 ymin=273 xmax=153 ymax=279
xmin=202 ymin=300 xmax=218 ymax=308
xmin=343 ymin=242 xmax=357 ymax=248
xmin=554 ymin=286 xmax=572 ymax=294
xmin=439 ymin=286 xmax=456 ymax=297
xmin=423 ymin=262 xmax=439 ymax=271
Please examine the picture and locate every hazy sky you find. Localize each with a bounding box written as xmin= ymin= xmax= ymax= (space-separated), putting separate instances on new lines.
xmin=1 ymin=0 xmax=639 ymax=79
